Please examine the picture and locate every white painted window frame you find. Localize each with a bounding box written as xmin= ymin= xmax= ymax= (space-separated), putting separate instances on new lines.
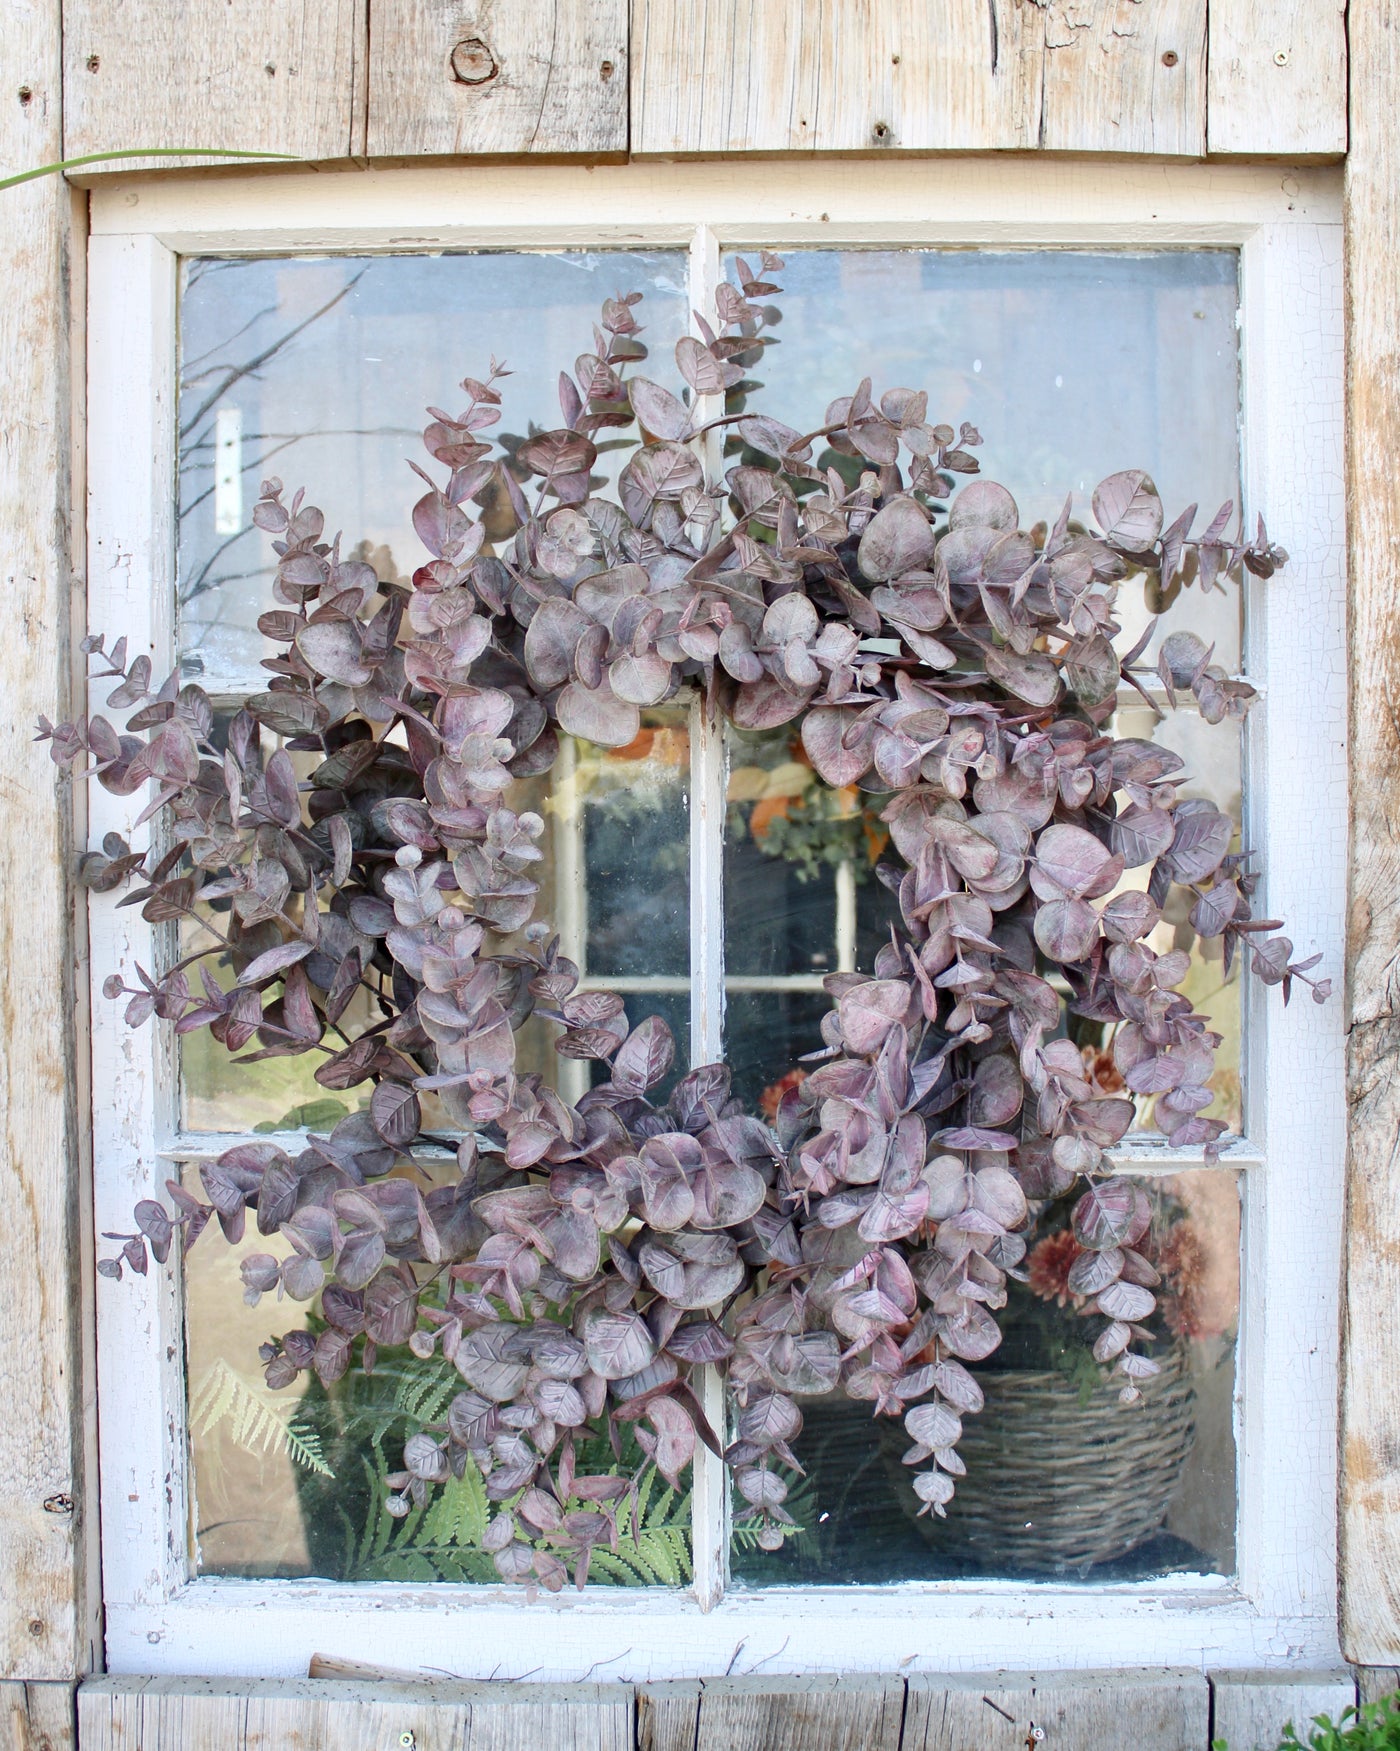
xmin=85 ymin=158 xmax=1346 ymax=1680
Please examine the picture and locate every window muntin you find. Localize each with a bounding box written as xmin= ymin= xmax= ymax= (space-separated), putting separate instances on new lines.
xmin=173 ymin=241 xmax=1247 ymax=1590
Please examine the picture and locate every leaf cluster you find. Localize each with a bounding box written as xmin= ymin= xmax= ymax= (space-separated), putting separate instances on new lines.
xmin=46 ymin=251 xmax=1324 ymax=1579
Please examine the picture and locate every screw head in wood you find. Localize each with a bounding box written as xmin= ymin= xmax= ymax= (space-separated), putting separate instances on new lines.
xmin=1161 ymin=50 xmax=1179 ymax=67
xmin=1274 ymin=48 xmax=1290 ymax=65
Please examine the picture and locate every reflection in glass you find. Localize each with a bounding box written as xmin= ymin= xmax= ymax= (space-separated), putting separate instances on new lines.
xmin=731 ymin=1171 xmax=1239 ymax=1587
xmin=178 ymin=251 xmax=689 ymax=683
xmin=724 ymin=248 xmax=1242 ymax=669
xmin=722 ymin=722 xmax=899 ymax=1109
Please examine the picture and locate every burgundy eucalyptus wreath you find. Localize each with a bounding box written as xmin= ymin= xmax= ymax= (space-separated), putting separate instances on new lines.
xmin=45 ymin=253 xmax=1327 ymax=1588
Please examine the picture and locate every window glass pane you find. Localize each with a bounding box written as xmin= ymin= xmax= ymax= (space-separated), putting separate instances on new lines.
xmin=178 ymin=251 xmax=690 ymax=684
xmin=185 ymin=1148 xmax=694 ymax=1584
xmin=180 ymin=712 xmax=690 ymax=1131
xmin=730 ymin=1169 xmax=1238 ymax=1586
xmin=724 ymin=249 xmax=1241 ymax=669
xmin=1107 ymin=698 xmax=1243 ymax=1135
xmin=181 ymin=711 xmax=692 ymax=1580
xmin=510 ymin=709 xmax=692 ymax=1105
xmin=723 ymin=721 xmax=900 ymax=1110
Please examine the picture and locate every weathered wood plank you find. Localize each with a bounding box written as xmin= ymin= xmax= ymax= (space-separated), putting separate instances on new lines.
xmin=1210 ymin=1671 xmax=1356 ymax=1751
xmin=630 ymin=0 xmax=1205 ymax=157
xmin=1342 ymin=0 xmax=1400 ymax=1674
xmin=61 ymin=0 xmax=365 ymax=173
xmin=1206 ymin=0 xmax=1347 ymax=156
xmin=903 ymin=1671 xmax=1209 ymax=1750
xmin=77 ymin=1677 xmax=634 ymax=1751
xmin=0 ymin=0 xmax=93 ymax=1688
xmin=636 ymin=1679 xmax=701 ymax=1751
xmin=1038 ymin=0 xmax=1206 ymax=156
xmin=631 ymin=0 xmax=1041 ymax=154
xmin=679 ymin=1675 xmax=903 ymax=1751
xmin=2 ymin=1683 xmax=77 ymax=1751
xmin=368 ymin=0 xmax=628 ymax=159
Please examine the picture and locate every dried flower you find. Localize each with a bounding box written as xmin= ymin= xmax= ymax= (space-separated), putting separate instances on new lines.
xmin=758 ymin=1067 xmax=807 ymax=1120
xmin=1028 ymin=1231 xmax=1083 ymax=1308
xmin=1158 ymin=1220 xmax=1225 ymax=1341
xmin=1080 ymin=1043 xmax=1126 ymax=1096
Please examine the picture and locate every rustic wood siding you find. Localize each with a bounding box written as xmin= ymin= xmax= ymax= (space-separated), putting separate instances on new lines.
xmin=367 ymin=0 xmax=628 ymax=157
xmin=631 ymin=0 xmax=1208 ymax=157
xmin=1341 ymin=0 xmax=1400 ymax=1673
xmin=1206 ymin=0 xmax=1348 ymax=155
xmin=1211 ymin=1672 xmax=1359 ymax=1751
xmin=55 ymin=0 xmax=1346 ymax=173
xmin=61 ymin=0 xmax=367 ymax=171
xmin=83 ymin=1673 xmax=1362 ymax=1750
xmin=0 ymin=0 xmax=95 ymax=1688
xmin=79 ymin=1678 xmax=635 ymax=1751
xmin=0 ymin=0 xmax=1382 ymax=1716
xmin=639 ymin=1675 xmax=906 ymax=1751
xmin=2 ymin=1681 xmax=78 ymax=1751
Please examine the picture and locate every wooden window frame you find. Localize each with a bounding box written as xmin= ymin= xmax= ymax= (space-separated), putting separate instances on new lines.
xmin=84 ymin=156 xmax=1346 ymax=1681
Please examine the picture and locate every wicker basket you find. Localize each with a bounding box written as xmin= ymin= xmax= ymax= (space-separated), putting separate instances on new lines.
xmin=880 ymin=1346 xmax=1196 ymax=1575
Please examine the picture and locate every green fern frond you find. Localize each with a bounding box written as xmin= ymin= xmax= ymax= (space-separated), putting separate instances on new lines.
xmin=393 ymin=1363 xmax=457 ymax=1429
xmin=282 ymin=1415 xmax=331 ymax=1477
xmin=190 ymin=1358 xmax=333 ymax=1478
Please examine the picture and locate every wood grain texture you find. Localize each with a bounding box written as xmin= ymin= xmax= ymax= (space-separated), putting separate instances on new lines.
xmin=1038 ymin=0 xmax=1205 ymax=155
xmin=631 ymin=0 xmax=1041 ymax=154
xmin=367 ymin=0 xmax=627 ymax=158
xmin=636 ymin=1680 xmax=701 ymax=1751
xmin=1210 ymin=1672 xmax=1357 ymax=1751
xmin=630 ymin=0 xmax=1204 ymax=156
xmin=61 ymin=0 xmax=365 ymax=172
xmin=680 ymin=1675 xmax=904 ymax=1751
xmin=1342 ymin=0 xmax=1400 ymax=1672
xmin=2 ymin=1683 xmax=77 ymax=1751
xmin=1207 ymin=0 xmax=1347 ymax=156
xmin=903 ymin=1670 xmax=1209 ymax=1750
xmin=78 ymin=1677 xmax=634 ymax=1750
xmin=0 ymin=0 xmax=93 ymax=1687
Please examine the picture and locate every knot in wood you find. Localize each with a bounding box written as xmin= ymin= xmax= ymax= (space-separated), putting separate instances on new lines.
xmin=451 ymin=37 xmax=498 ymax=85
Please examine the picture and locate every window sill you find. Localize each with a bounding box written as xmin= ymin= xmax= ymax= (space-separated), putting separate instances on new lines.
xmin=107 ymin=1573 xmax=1341 ymax=1682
